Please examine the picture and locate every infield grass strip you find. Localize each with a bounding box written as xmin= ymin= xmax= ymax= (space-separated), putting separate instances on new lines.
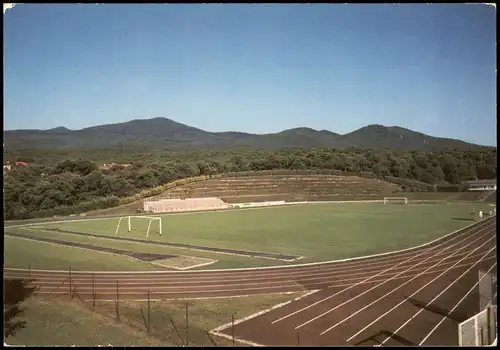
xmin=5 ymin=227 xmax=287 ymax=270
xmin=4 ymin=236 xmax=163 ymax=271
xmin=5 ymin=231 xmax=177 ymax=262
xmin=40 ymin=227 xmax=301 ymax=261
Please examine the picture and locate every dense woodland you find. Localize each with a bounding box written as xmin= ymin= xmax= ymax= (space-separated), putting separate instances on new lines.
xmin=4 ymin=147 xmax=497 ymax=220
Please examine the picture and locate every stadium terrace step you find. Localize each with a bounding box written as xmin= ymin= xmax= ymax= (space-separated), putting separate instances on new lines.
xmin=149 ymin=174 xmax=401 ymax=205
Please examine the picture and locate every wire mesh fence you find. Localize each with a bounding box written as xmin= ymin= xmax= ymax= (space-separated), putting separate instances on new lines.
xmin=457 ymin=269 xmax=498 ymax=347
xmin=66 ymin=285 xmax=226 ymax=347
xmin=458 ymin=305 xmax=497 ymax=346
xmin=479 ymin=270 xmax=498 ymax=310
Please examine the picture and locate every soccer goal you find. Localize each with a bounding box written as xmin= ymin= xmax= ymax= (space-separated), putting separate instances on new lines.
xmin=383 ymin=197 xmax=408 ymax=205
xmin=115 ymin=216 xmax=162 ymax=239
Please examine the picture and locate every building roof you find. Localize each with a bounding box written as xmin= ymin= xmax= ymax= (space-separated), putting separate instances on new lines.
xmin=467 ymin=179 xmax=497 ymax=186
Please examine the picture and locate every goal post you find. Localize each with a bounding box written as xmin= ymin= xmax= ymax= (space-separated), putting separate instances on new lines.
xmin=383 ymin=197 xmax=408 ymax=205
xmin=115 ymin=216 xmax=162 ymax=238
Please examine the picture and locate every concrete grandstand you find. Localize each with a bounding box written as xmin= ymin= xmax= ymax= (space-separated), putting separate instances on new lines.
xmin=161 ymin=174 xmax=401 ymax=203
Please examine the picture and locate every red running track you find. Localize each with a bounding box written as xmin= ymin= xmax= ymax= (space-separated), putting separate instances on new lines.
xmin=4 ymin=216 xmax=497 ymax=346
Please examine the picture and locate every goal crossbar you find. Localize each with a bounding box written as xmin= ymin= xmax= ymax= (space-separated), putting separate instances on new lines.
xmin=115 ymin=216 xmax=162 ymax=238
xmin=383 ymin=197 xmax=408 ymax=204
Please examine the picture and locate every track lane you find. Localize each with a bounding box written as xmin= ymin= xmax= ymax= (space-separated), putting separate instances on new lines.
xmin=5 ymin=218 xmax=495 ymax=297
xmin=216 ymin=221 xmax=496 ymax=346
xmin=3 ymin=216 xmax=496 ymax=346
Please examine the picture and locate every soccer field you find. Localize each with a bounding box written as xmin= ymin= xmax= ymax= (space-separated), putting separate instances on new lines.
xmin=9 ymin=201 xmax=492 ymax=270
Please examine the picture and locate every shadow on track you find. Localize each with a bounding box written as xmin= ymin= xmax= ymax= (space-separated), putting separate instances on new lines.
xmin=352 ymin=330 xmax=416 ymax=346
xmin=404 ymin=296 xmax=469 ymax=323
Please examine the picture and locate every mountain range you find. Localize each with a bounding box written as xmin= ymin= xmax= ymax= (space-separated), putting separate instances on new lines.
xmin=3 ymin=117 xmax=492 ymax=151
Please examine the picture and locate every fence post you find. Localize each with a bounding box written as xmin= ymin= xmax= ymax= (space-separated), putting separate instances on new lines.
xmin=116 ymin=280 xmax=120 ymax=321
xmin=185 ymin=301 xmax=189 ymax=346
xmin=474 ymin=317 xmax=479 ymax=346
xmin=28 ymin=264 xmax=31 ymax=277
xmin=169 ymin=316 xmax=184 ymax=346
xmin=148 ymin=290 xmax=151 ymax=333
xmin=140 ymin=309 xmax=148 ymax=332
xmin=232 ymin=313 xmax=235 ymax=347
xmin=69 ymin=264 xmax=72 ymax=297
xmin=92 ymin=273 xmax=96 ymax=310
xmin=205 ymin=330 xmax=217 ymax=346
xmin=487 ymin=306 xmax=491 ymax=344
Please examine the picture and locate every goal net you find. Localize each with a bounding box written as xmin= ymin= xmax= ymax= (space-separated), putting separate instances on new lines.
xmin=115 ymin=216 xmax=162 ymax=239
xmin=383 ymin=197 xmax=408 ymax=205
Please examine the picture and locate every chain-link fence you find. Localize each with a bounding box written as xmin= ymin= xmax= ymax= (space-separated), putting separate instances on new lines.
xmin=479 ymin=270 xmax=497 ymax=310
xmin=458 ymin=305 xmax=497 ymax=346
xmin=459 ymin=270 xmax=497 ymax=346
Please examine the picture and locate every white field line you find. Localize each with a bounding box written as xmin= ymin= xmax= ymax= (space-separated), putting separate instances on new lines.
xmin=272 ymin=221 xmax=490 ymax=325
xmin=419 ymin=262 xmax=498 ymax=345
xmin=209 ymin=290 xmax=319 ymax=347
xmin=57 ymin=291 xmax=301 ymax=302
xmin=28 ymin=258 xmax=497 ymax=295
xmin=293 ymin=223 xmax=493 ymax=330
xmin=13 ymin=256 xmax=494 ymax=289
xmin=379 ymin=247 xmax=497 ymax=346
xmin=150 ymin=259 xmax=218 ymax=271
xmin=11 ymin=244 xmax=490 ymax=283
xmin=343 ymin=236 xmax=496 ymax=341
xmin=211 ymin=290 xmax=319 ymax=333
xmin=5 ymin=215 xmax=494 ymax=274
xmin=34 ymin=284 xmax=310 ymax=294
xmin=209 ymin=330 xmax=264 ymax=347
xmin=322 ymin=229 xmax=495 ymax=337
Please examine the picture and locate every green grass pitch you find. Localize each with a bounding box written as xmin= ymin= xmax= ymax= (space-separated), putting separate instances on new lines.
xmin=5 ymin=202 xmax=492 ymax=271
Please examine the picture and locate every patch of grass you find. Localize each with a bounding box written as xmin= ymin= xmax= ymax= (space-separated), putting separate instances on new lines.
xmin=46 ymin=202 xmax=490 ymax=260
xmin=6 ymin=202 xmax=492 ymax=271
xmin=88 ymin=292 xmax=303 ymax=346
xmin=4 ymin=236 xmax=163 ymax=271
xmin=5 ymin=227 xmax=286 ymax=270
xmin=4 ymin=296 xmax=164 ymax=346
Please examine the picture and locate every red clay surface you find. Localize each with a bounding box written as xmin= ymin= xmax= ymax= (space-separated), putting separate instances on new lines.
xmin=4 ymin=216 xmax=497 ymax=346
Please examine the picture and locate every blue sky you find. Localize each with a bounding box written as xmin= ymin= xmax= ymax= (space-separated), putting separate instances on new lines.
xmin=4 ymin=4 xmax=497 ymax=146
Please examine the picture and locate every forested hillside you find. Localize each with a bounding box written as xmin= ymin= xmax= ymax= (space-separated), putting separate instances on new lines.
xmin=4 ymin=117 xmax=491 ymax=151
xmin=4 ymin=147 xmax=496 ymax=220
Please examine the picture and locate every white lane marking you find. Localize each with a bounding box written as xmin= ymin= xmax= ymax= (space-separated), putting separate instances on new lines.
xmin=419 ymin=262 xmax=497 ymax=345
xmin=30 ymin=258 xmax=497 ymax=295
xmin=209 ymin=330 xmax=265 ymax=347
xmin=294 ymin=224 xmax=493 ymax=330
xmin=5 ymin=211 xmax=494 ymax=273
xmin=6 ymin=219 xmax=494 ymax=281
xmin=15 ymin=253 xmax=494 ymax=290
xmin=343 ymin=236 xmax=495 ymax=341
xmin=212 ymin=290 xmax=319 ymax=333
xmin=272 ymin=219 xmax=481 ymax=325
xmin=378 ymin=248 xmax=497 ymax=345
xmin=325 ymin=231 xmax=495 ymax=338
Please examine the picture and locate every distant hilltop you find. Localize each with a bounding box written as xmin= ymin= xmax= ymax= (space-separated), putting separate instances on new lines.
xmin=4 ymin=117 xmax=493 ymax=151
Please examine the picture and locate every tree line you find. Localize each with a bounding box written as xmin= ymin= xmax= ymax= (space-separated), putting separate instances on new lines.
xmin=4 ymin=147 xmax=496 ymax=220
